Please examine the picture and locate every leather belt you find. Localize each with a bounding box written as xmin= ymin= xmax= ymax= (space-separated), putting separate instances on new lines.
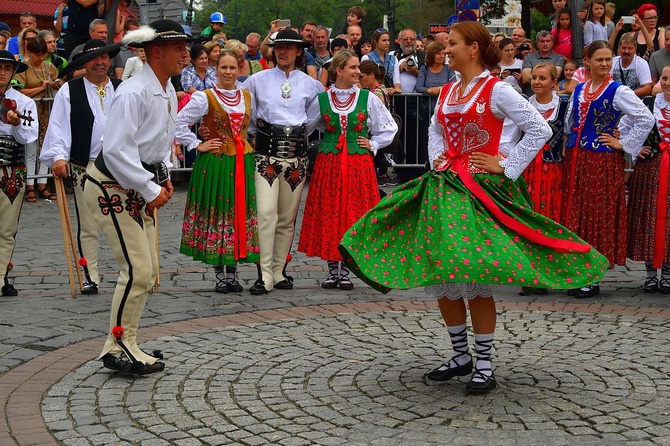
xmin=255 ymin=119 xmax=307 ymax=158
xmin=94 ymin=153 xmax=169 ymax=184
xmin=0 ymin=135 xmax=25 ymax=167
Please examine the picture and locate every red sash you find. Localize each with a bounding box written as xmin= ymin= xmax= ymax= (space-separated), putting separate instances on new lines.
xmin=654 ymin=119 xmax=670 ymax=268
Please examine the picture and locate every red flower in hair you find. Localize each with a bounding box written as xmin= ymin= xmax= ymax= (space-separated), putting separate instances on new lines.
xmin=112 ymin=326 xmax=124 ymax=338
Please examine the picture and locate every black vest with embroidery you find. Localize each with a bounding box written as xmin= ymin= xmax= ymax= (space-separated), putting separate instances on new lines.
xmin=543 ymin=96 xmax=569 ymax=162
xmin=69 ymin=77 xmax=122 ymax=166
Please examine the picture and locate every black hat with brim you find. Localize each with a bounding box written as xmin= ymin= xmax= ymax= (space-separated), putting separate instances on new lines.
xmin=122 ymin=19 xmax=203 ymax=48
xmin=0 ymin=50 xmax=27 ymax=74
xmin=58 ymin=40 xmax=123 ymax=78
xmin=267 ymin=29 xmax=311 ymax=48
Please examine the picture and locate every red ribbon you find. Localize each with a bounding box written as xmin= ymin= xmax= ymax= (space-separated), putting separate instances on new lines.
xmin=445 ymin=148 xmax=591 ymax=253
xmin=654 ymin=140 xmax=670 ymax=268
xmin=232 ymin=121 xmax=247 ymax=260
xmin=531 ymin=146 xmax=546 ymax=213
xmin=336 ymin=129 xmax=349 ymax=236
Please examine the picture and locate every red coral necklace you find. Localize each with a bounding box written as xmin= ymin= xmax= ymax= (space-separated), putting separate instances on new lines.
xmin=214 ymin=88 xmax=241 ymax=107
xmin=331 ymin=91 xmax=356 ymax=111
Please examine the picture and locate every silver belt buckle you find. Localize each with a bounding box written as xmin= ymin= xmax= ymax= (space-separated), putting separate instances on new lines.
xmin=275 ymin=140 xmax=295 ymax=158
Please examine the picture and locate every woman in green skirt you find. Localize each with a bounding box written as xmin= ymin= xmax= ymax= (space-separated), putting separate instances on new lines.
xmin=176 ymin=50 xmax=260 ymax=293
xmin=338 ymin=22 xmax=610 ymax=394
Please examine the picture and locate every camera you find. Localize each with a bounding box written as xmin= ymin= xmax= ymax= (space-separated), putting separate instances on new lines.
xmin=621 ymin=16 xmax=634 ymax=24
xmin=405 ymin=58 xmax=415 ymax=67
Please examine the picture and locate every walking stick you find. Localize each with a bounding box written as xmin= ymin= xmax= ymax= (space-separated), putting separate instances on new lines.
xmin=55 ymin=176 xmax=84 ymax=297
xmin=153 ymin=207 xmax=160 ymax=289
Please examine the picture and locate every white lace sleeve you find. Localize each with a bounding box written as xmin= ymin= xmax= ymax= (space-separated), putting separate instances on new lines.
xmin=613 ymin=85 xmax=654 ymax=159
xmin=367 ymin=93 xmax=398 ymax=155
xmin=175 ymin=91 xmax=209 ymax=151
xmin=492 ymin=82 xmax=552 ymax=180
xmin=427 ymin=101 xmax=445 ymax=168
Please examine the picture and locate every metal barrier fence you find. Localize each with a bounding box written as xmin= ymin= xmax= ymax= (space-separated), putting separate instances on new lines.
xmin=27 ymin=92 xmax=655 ymax=179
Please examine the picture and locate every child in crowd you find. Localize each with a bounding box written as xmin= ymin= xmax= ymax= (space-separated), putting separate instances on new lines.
xmin=605 ymin=3 xmax=616 ymax=38
xmin=552 ymin=7 xmax=573 ymax=61
xmin=584 ymin=0 xmax=607 ymax=47
xmin=549 ymin=0 xmax=566 ymax=29
xmin=557 ymin=59 xmax=578 ymax=95
xmin=339 ymin=6 xmax=365 ymax=37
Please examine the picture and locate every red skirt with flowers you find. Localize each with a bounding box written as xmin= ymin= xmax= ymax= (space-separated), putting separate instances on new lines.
xmin=522 ymin=153 xmax=564 ymax=224
xmin=562 ymin=148 xmax=627 ymax=267
xmin=299 ymin=152 xmax=379 ymax=261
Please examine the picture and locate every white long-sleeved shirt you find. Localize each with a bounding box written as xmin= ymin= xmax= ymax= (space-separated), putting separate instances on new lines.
xmin=41 ymin=77 xmax=116 ymax=167
xmin=102 ymin=63 xmax=176 ymax=203
xmin=241 ymin=67 xmax=324 ymax=136
xmin=307 ymin=86 xmax=398 ymax=155
xmin=428 ymin=70 xmax=552 ymax=180
xmin=0 ymin=88 xmax=38 ymax=145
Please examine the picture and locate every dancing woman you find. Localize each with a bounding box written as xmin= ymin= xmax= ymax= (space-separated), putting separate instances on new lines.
xmin=339 ymin=22 xmax=609 ymax=394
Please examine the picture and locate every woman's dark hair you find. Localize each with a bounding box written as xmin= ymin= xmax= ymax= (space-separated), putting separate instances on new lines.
xmin=553 ymin=7 xmax=571 ymax=32
xmin=190 ymin=44 xmax=207 ymax=63
xmin=370 ymin=28 xmax=390 ymax=51
xmin=450 ymin=21 xmax=501 ymax=68
xmin=584 ymin=39 xmax=611 ymax=59
xmin=359 ymin=59 xmax=385 ymax=82
xmin=354 ymin=38 xmax=372 ymax=59
xmin=26 ymin=36 xmax=47 ymax=55
xmin=498 ymin=37 xmax=514 ymax=51
xmin=425 ymin=42 xmax=445 ymax=66
xmin=586 ymin=0 xmax=606 ymax=26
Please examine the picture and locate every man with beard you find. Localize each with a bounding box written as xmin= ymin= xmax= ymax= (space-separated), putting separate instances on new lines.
xmin=393 ymin=28 xmax=425 ymax=93
xmin=84 ymin=20 xmax=195 ymax=376
xmin=611 ymin=34 xmax=652 ymax=97
xmin=241 ymin=29 xmax=324 ymax=295
xmin=41 ymin=39 xmax=123 ymax=295
xmin=0 ymin=51 xmax=38 ymax=296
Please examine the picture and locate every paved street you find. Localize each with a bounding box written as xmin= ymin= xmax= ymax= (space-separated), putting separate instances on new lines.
xmin=2 ymin=181 xmax=670 ymax=445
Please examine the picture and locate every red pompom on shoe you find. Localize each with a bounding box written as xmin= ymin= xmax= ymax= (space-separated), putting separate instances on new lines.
xmin=79 ymin=257 xmax=88 ymax=267
xmin=112 ymin=326 xmax=124 ymax=338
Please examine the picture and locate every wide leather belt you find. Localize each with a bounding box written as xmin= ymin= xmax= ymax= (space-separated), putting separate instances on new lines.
xmin=255 ymin=119 xmax=307 ymax=158
xmin=94 ymin=153 xmax=169 ymax=184
xmin=0 ymin=135 xmax=25 ymax=167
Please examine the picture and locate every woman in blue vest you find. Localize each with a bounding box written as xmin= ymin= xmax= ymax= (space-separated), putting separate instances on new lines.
xmin=562 ymin=40 xmax=654 ymax=298
xmin=361 ymin=29 xmax=400 ymax=94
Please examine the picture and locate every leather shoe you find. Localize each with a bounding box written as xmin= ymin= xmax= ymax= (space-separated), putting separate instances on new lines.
xmin=660 ymin=279 xmax=670 ymax=295
xmin=321 ymin=274 xmax=339 ymax=289
xmin=576 ymin=284 xmax=599 ymax=298
xmin=249 ymin=280 xmax=268 ymax=295
xmin=1 ymin=284 xmax=18 ymax=296
xmin=567 ymin=288 xmax=579 ymax=296
xmin=102 ymin=354 xmax=165 ymax=376
xmin=274 ymin=279 xmax=293 ymax=289
xmin=465 ymin=370 xmax=497 ymax=394
xmin=215 ymin=281 xmax=229 ymax=294
xmin=425 ymin=359 xmax=473 ymax=382
xmin=338 ymin=276 xmax=354 ymax=290
xmin=644 ymin=277 xmax=659 ymax=293
xmin=227 ymin=279 xmax=243 ymax=293
xmin=82 ymin=281 xmax=98 ymax=295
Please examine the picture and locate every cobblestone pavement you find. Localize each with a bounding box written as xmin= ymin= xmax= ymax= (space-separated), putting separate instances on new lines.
xmin=2 ymin=182 xmax=670 ymax=445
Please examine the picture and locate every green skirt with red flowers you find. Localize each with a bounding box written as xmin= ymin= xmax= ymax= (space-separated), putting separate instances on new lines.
xmin=338 ymin=169 xmax=609 ymax=294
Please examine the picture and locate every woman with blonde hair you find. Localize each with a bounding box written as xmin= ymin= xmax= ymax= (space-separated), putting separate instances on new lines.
xmin=16 ymin=27 xmax=39 ymax=62
xmin=224 ymin=39 xmax=262 ymax=81
xmin=204 ymin=40 xmax=223 ymax=68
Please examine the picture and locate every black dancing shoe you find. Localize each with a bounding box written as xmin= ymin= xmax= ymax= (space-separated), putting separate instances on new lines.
xmin=101 ymin=353 xmax=165 ymax=376
xmin=321 ymin=274 xmax=339 ymax=289
xmin=215 ymin=280 xmax=229 ymax=294
xmin=249 ymin=280 xmax=268 ymax=295
xmin=660 ymin=279 xmax=670 ymax=295
xmin=425 ymin=359 xmax=473 ymax=382
xmin=227 ymin=279 xmax=243 ymax=293
xmin=338 ymin=276 xmax=354 ymax=290
xmin=81 ymin=280 xmax=98 ymax=295
xmin=576 ymin=284 xmax=600 ymax=299
xmin=1 ymin=284 xmax=18 ymax=296
xmin=274 ymin=279 xmax=294 ymax=289
xmin=567 ymin=288 xmax=580 ymax=296
xmin=465 ymin=369 xmax=497 ymax=395
xmin=643 ymin=277 xmax=659 ymax=293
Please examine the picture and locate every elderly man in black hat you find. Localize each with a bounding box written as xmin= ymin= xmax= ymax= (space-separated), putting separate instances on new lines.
xmin=241 ymin=28 xmax=324 ymax=295
xmin=41 ymin=39 xmax=123 ymax=295
xmin=0 ymin=51 xmax=38 ymax=296
xmin=83 ymin=20 xmax=196 ymax=375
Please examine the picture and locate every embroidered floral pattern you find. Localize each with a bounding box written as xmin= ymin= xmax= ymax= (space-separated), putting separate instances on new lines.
xmin=284 ymin=158 xmax=307 ymax=191
xmin=125 ymin=190 xmax=146 ymax=227
xmin=98 ymin=194 xmax=123 ymax=216
xmin=0 ymin=167 xmax=25 ymax=204
xmin=255 ymin=155 xmax=283 ymax=186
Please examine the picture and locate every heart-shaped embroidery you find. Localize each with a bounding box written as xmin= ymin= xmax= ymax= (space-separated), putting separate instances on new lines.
xmin=462 ymin=122 xmax=490 ymax=153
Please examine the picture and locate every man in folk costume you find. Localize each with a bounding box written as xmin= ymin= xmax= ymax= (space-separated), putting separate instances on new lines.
xmin=0 ymin=51 xmax=37 ymax=297
xmin=83 ymin=20 xmax=197 ymax=375
xmin=41 ymin=39 xmax=123 ymax=295
xmin=241 ymin=29 xmax=324 ymax=294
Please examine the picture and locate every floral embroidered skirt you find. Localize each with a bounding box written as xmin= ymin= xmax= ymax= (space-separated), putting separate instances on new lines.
xmin=299 ymin=152 xmax=379 ymax=261
xmin=562 ymin=148 xmax=627 ymax=266
xmin=522 ymin=156 xmax=564 ymax=224
xmin=338 ymin=169 xmax=609 ymax=294
xmin=627 ymin=155 xmax=670 ymax=262
xmin=180 ymin=151 xmax=260 ymax=265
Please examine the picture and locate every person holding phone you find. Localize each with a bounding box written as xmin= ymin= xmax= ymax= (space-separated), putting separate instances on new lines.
xmin=498 ymin=38 xmax=523 ymax=93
